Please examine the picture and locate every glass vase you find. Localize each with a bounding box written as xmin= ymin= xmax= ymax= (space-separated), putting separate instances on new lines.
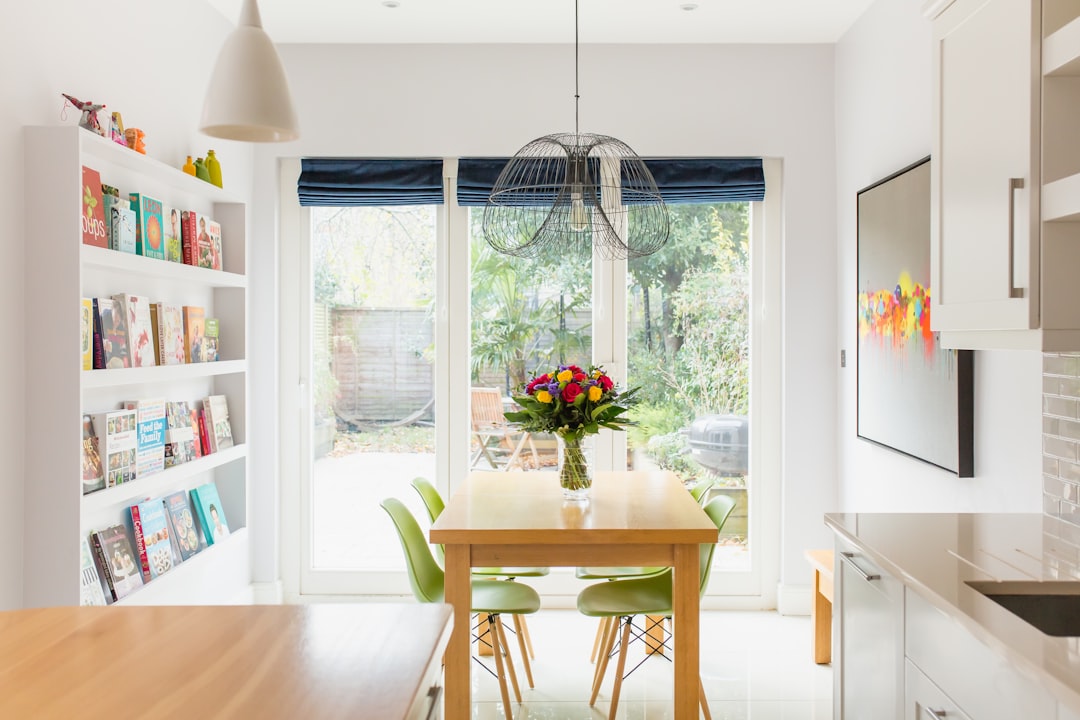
xmin=557 ymin=434 xmax=593 ymax=501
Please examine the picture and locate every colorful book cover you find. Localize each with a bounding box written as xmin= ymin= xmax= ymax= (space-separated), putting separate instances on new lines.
xmin=91 ymin=298 xmax=105 ymax=369
xmin=81 ymin=413 xmax=104 ymax=495
xmin=129 ymin=192 xmax=165 ymax=260
xmin=113 ymin=293 xmax=157 ymax=368
xmin=91 ymin=524 xmax=144 ymax=601
xmin=202 ymin=394 xmax=234 ymax=453
xmin=207 ymin=219 xmax=222 ymax=271
xmin=180 ymin=210 xmax=198 ymax=266
xmin=122 ymin=398 xmax=166 ymax=478
xmin=197 ymin=409 xmax=210 ymax=456
xmin=80 ymin=166 xmax=107 ymax=248
xmin=130 ymin=497 xmax=173 ymax=581
xmin=79 ymin=537 xmax=108 ymax=606
xmin=102 ymin=193 xmax=122 ymax=249
xmin=91 ymin=408 xmax=137 ymax=487
xmin=154 ymin=302 xmax=185 ymax=366
xmin=163 ymin=490 xmax=202 ymax=561
xmin=164 ymin=400 xmax=195 ymax=468
xmin=183 ymin=305 xmax=206 ymax=363
xmin=196 ymin=214 xmax=214 ymax=269
xmin=190 ymin=407 xmax=204 ymax=458
xmin=191 ymin=482 xmax=230 ymax=546
xmin=80 ymin=298 xmax=93 ymax=371
xmin=96 ymin=296 xmax=131 ymax=369
xmin=203 ymin=318 xmax=220 ymax=362
xmin=111 ymin=204 xmax=136 ymax=254
xmin=162 ymin=204 xmax=183 ymax=263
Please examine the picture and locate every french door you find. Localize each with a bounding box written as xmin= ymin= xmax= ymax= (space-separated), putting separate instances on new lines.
xmin=280 ymin=158 xmax=780 ymax=606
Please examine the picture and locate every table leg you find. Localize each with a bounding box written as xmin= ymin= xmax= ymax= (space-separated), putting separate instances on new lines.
xmin=443 ymin=544 xmax=472 ymax=720
xmin=645 ymin=614 xmax=666 ymax=656
xmin=672 ymin=543 xmax=700 ymax=720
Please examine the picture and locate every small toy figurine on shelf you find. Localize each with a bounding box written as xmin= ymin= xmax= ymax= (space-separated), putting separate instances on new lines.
xmin=108 ymin=112 xmax=127 ymax=146
xmin=124 ymin=127 xmax=146 ymax=154
xmin=60 ymin=93 xmax=106 ymax=136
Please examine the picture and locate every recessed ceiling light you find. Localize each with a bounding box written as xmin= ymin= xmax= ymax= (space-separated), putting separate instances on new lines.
xmin=382 ymin=0 xmax=400 ymax=7
xmin=680 ymin=3 xmax=699 ymax=10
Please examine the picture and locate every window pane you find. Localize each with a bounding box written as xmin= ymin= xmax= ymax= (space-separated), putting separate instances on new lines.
xmin=310 ymin=205 xmax=437 ymax=571
xmin=626 ymin=202 xmax=750 ymax=572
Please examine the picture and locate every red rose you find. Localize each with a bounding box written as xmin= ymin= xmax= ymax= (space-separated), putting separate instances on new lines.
xmin=526 ymin=373 xmax=550 ymax=394
xmin=597 ymin=375 xmax=614 ymax=391
xmin=562 ymin=383 xmax=583 ymax=402
xmin=567 ymin=365 xmax=584 ymax=374
xmin=573 ymin=372 xmax=587 ymax=382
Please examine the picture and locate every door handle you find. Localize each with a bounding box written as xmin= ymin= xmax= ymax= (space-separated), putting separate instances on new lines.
xmin=1007 ymin=177 xmax=1025 ymax=300
xmin=922 ymin=707 xmax=947 ymax=719
xmin=839 ymin=551 xmax=880 ymax=581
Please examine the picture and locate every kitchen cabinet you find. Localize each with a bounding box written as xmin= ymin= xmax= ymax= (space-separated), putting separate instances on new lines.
xmin=927 ymin=0 xmax=1080 ymax=350
xmin=834 ymin=541 xmax=904 ymax=720
xmin=905 ymin=659 xmax=973 ymax=720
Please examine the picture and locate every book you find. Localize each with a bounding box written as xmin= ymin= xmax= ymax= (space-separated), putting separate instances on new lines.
xmin=203 ymin=317 xmax=220 ymax=362
xmin=183 ymin=305 xmax=206 ymax=363
xmin=102 ymin=191 xmax=123 ymax=249
xmin=90 ymin=524 xmax=144 ymax=602
xmin=129 ymin=192 xmax=165 ymax=260
xmin=197 ymin=408 xmax=211 ymax=456
xmin=162 ymin=203 xmax=183 ymax=263
xmin=91 ymin=298 xmax=105 ymax=370
xmin=207 ymin=219 xmax=222 ymax=271
xmin=110 ymin=203 xmax=136 ymax=253
xmin=80 ymin=166 xmax=107 ymax=248
xmin=164 ymin=400 xmax=195 ymax=468
xmin=163 ymin=490 xmax=202 ymax=561
xmin=196 ymin=214 xmax=214 ymax=269
xmin=79 ymin=537 xmax=108 ymax=606
xmin=190 ymin=407 xmax=204 ymax=458
xmin=130 ymin=497 xmax=173 ymax=581
xmin=191 ymin=482 xmax=230 ymax=546
xmin=113 ymin=293 xmax=157 ymax=368
xmin=81 ymin=413 xmax=104 ymax=495
xmin=91 ymin=408 xmax=137 ymax=487
xmin=96 ymin=296 xmax=131 ymax=369
xmin=151 ymin=302 xmax=185 ymax=366
xmin=122 ymin=398 xmax=166 ymax=478
xmin=202 ymin=394 xmax=234 ymax=453
xmin=181 ymin=210 xmax=198 ymax=266
xmin=80 ymin=298 xmax=93 ymax=371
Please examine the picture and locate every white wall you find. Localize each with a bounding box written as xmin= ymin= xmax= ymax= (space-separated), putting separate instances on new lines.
xmin=0 ymin=0 xmax=254 ymax=610
xmin=834 ymin=0 xmax=1043 ymax=512
xmin=258 ymin=42 xmax=841 ymax=595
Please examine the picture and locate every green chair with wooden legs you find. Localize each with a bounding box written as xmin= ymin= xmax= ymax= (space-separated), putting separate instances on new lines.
xmin=577 ymin=476 xmax=717 ymax=662
xmin=380 ymin=497 xmax=541 ymax=720
xmin=576 ymin=494 xmax=737 ymax=720
xmin=410 ymin=476 xmax=548 ymax=667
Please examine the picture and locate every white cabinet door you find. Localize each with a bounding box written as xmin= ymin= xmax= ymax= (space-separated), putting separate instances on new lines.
xmin=930 ymin=0 xmax=1040 ymax=333
xmin=836 ymin=549 xmax=904 ymax=719
xmin=905 ymin=659 xmax=973 ymax=720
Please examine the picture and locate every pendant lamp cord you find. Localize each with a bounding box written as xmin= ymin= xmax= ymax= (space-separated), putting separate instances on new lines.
xmin=574 ymin=0 xmax=580 ymax=136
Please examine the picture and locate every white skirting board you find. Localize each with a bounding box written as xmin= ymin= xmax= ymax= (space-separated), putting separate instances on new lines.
xmin=776 ymin=583 xmax=811 ymax=616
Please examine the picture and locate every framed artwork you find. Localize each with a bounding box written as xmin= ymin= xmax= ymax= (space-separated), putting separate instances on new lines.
xmin=857 ymin=156 xmax=974 ymax=477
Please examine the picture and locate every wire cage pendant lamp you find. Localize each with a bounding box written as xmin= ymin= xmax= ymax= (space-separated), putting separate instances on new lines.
xmin=482 ymin=0 xmax=669 ymax=260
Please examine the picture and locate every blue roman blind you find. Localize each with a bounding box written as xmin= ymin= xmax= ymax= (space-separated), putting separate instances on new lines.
xmin=457 ymin=157 xmax=765 ymax=206
xmin=297 ymin=158 xmax=444 ymax=206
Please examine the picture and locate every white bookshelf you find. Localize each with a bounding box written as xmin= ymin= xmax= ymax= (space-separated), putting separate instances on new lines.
xmin=24 ymin=125 xmax=251 ymax=607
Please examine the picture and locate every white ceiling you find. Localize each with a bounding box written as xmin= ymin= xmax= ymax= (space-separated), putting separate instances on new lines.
xmin=205 ymin=0 xmax=876 ymax=45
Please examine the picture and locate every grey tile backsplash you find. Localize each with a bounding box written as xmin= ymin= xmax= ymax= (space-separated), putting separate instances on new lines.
xmin=1043 ymin=353 xmax=1080 ymax=578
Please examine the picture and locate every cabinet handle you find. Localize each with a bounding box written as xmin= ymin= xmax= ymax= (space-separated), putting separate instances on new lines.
xmin=839 ymin=551 xmax=880 ymax=581
xmin=922 ymin=707 xmax=948 ymax=719
xmin=1007 ymin=177 xmax=1025 ymax=300
xmin=424 ymin=684 xmax=443 ymax=720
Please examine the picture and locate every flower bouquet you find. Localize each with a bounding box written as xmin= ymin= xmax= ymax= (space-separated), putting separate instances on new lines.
xmin=505 ymin=364 xmax=640 ymax=499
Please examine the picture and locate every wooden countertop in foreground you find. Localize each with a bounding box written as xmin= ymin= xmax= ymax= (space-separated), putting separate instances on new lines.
xmin=0 ymin=603 xmax=452 ymax=719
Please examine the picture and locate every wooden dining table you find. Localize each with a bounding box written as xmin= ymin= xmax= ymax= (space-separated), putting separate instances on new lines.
xmin=0 ymin=603 xmax=451 ymax=719
xmin=430 ymin=469 xmax=718 ymax=720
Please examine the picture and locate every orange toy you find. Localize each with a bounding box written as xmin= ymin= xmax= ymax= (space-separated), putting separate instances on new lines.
xmin=124 ymin=127 xmax=146 ymax=154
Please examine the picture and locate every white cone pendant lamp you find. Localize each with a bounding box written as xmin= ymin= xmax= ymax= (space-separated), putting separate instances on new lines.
xmin=200 ymin=0 xmax=300 ymax=142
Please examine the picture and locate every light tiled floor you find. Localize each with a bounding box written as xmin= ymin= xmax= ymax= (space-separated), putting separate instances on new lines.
xmin=468 ymin=609 xmax=833 ymax=719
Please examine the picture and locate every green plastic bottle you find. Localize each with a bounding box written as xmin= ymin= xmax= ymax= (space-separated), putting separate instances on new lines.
xmin=182 ymin=156 xmax=196 ymax=176
xmin=205 ymin=149 xmax=223 ymax=188
xmin=193 ymin=157 xmax=211 ymax=183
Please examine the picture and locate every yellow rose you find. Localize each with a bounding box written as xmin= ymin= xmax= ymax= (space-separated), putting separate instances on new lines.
xmin=557 ymin=369 xmax=573 ymax=383
xmin=588 ymin=385 xmax=602 ymax=401
xmin=536 ymin=390 xmax=553 ymax=403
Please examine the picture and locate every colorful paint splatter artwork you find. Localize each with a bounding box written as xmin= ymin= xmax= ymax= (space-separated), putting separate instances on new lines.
xmin=857 ymin=270 xmax=935 ymax=357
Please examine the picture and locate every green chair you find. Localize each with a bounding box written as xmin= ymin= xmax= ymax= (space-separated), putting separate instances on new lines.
xmin=576 ymin=494 xmax=737 ymax=720
xmin=577 ymin=476 xmax=717 ymax=662
xmin=410 ymin=476 xmax=549 ymax=663
xmin=380 ymin=497 xmax=541 ymax=720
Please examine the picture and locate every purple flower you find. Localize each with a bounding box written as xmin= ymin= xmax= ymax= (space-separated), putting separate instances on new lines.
xmin=547 ymin=381 xmax=560 ymax=395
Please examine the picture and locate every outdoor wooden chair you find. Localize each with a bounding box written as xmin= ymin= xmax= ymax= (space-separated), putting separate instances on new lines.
xmin=470 ymin=387 xmax=538 ymax=471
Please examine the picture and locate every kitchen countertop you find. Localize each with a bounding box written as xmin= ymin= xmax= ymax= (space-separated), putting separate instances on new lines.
xmin=825 ymin=512 xmax=1080 ymax=715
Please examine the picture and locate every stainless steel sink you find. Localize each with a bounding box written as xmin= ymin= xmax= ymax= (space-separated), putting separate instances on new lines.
xmin=966 ymin=581 xmax=1080 ymax=637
